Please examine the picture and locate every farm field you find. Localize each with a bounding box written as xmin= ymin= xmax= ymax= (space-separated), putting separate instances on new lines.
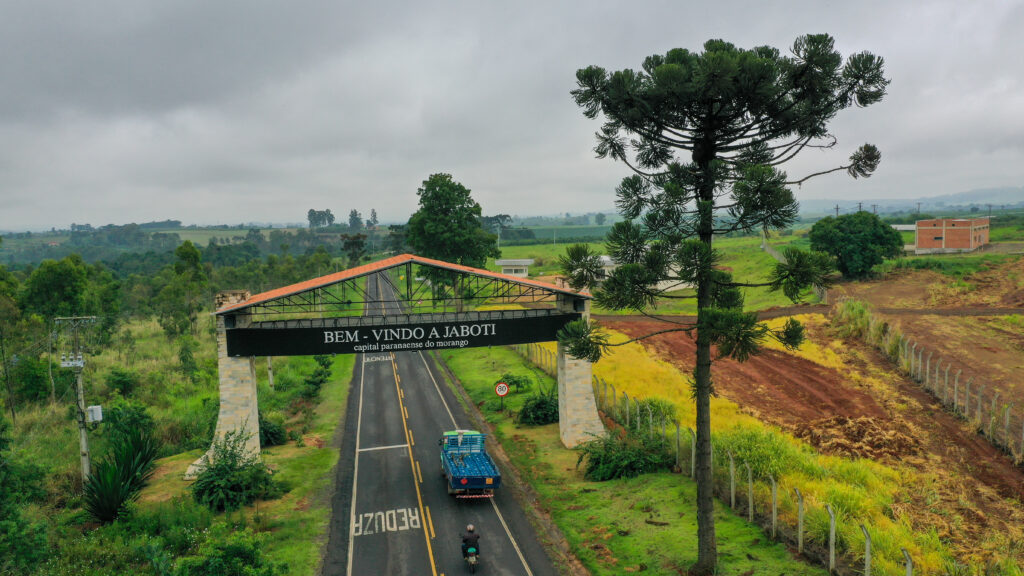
xmin=492 ymin=236 xmax=821 ymax=313
xmin=591 ymin=312 xmax=1024 ymax=571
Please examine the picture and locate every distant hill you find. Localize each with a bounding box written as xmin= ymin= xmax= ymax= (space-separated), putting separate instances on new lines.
xmin=800 ymin=186 xmax=1024 ymax=215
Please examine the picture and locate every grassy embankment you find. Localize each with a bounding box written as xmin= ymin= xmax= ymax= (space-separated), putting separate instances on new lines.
xmin=10 ymin=316 xmax=354 ymax=574
xmin=492 ymin=237 xmax=818 ymax=314
xmin=516 ymin=321 xmax=1015 ymax=574
xmin=440 ymin=345 xmax=827 ymax=576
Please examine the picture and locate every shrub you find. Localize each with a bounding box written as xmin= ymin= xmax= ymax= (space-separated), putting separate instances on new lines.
xmin=106 ymin=367 xmax=140 ymax=396
xmin=192 ymin=431 xmax=282 ymax=512
xmin=104 ymin=397 xmax=156 ymax=441
xmin=174 ymin=523 xmax=286 ymax=576
xmin=714 ymin=426 xmax=823 ymax=480
xmin=517 ymin=387 xmax=558 ymax=425
xmin=313 ymin=354 xmax=333 ymax=371
xmin=125 ymin=497 xmax=214 ymax=556
xmin=497 ymin=372 xmax=531 ymax=393
xmin=258 ymin=411 xmax=286 ymax=448
xmin=84 ymin=428 xmax=161 ymax=523
xmin=301 ymin=365 xmax=331 ymax=399
xmin=576 ymin=430 xmax=674 ymax=481
xmin=634 ymin=397 xmax=677 ymax=426
xmin=0 ymin=417 xmax=48 ymax=572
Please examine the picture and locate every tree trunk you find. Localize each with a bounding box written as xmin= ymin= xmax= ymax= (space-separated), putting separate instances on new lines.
xmin=690 ymin=140 xmax=718 ymax=575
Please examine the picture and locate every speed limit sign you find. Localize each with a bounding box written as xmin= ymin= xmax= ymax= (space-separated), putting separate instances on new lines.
xmin=495 ymin=382 xmax=510 ymax=397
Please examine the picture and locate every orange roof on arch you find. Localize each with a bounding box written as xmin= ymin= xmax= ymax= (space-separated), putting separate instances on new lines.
xmin=215 ymin=253 xmax=591 ymax=315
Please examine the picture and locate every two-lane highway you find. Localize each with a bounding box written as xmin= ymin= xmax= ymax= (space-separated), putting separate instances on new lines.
xmin=323 ymin=273 xmax=559 ymax=576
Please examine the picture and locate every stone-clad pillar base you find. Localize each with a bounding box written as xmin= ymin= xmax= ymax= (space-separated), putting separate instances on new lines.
xmin=186 ymin=291 xmax=261 ymax=479
xmin=556 ymin=294 xmax=604 ymax=448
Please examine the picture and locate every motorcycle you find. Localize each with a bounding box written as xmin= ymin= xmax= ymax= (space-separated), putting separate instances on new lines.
xmin=464 ymin=546 xmax=479 ymax=573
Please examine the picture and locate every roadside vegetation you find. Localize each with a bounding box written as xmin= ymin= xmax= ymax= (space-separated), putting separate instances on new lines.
xmin=1 ymin=305 xmax=353 ymax=573
xmin=440 ymin=345 xmax=827 ymax=575
xmin=514 ymin=322 xmax=1024 ymax=574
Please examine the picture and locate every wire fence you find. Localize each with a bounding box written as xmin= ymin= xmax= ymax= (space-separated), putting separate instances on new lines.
xmin=510 ymin=341 xmax=920 ymax=575
xmin=832 ymin=296 xmax=1024 ymax=464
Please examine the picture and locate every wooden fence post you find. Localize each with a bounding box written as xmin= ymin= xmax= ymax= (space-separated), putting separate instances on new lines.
xmin=925 ymin=352 xmax=932 ymax=389
xmin=990 ymin=393 xmax=999 ymax=439
xmin=1004 ymin=404 xmax=1013 ymax=449
xmin=689 ymin=428 xmax=696 ymax=477
xmin=913 ymin=340 xmax=921 ymax=377
xmin=728 ymin=452 xmax=736 ymax=509
xmin=965 ymin=379 xmax=972 ymax=418
xmin=795 ymin=488 xmax=804 ymax=554
xmin=827 ymin=504 xmax=836 ymax=573
xmin=770 ymin=476 xmax=777 ymax=539
xmin=618 ymin=389 xmax=626 ymax=426
xmin=944 ymin=364 xmax=951 ymax=404
xmin=977 ymin=384 xmax=985 ymax=426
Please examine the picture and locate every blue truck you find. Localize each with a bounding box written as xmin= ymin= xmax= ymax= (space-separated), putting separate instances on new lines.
xmin=439 ymin=430 xmax=501 ymax=498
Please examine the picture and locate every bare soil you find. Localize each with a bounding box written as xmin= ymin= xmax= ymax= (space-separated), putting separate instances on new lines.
xmin=602 ymin=314 xmax=1024 ymax=561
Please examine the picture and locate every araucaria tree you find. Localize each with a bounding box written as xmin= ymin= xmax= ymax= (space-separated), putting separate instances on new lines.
xmin=561 ymin=35 xmax=887 ymax=573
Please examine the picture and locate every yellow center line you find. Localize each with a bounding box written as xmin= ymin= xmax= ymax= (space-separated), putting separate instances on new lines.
xmin=426 ymin=505 xmax=436 ymax=540
xmin=416 ymin=461 xmax=423 ymax=483
xmin=391 ymin=354 xmax=437 ymax=575
xmin=409 ymin=429 xmax=415 ymax=446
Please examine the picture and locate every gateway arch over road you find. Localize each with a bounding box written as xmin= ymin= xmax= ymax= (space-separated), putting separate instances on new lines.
xmin=188 ymin=253 xmax=605 ymax=476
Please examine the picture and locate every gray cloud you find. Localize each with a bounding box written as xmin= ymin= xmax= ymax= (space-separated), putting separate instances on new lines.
xmin=1 ymin=0 xmax=1022 ymax=230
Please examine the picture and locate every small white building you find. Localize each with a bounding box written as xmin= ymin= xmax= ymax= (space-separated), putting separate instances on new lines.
xmin=495 ymin=259 xmax=534 ymax=277
xmin=597 ymin=255 xmax=617 ymax=280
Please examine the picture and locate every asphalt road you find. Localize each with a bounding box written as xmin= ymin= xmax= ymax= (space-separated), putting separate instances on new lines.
xmin=323 ymin=273 xmax=559 ymax=576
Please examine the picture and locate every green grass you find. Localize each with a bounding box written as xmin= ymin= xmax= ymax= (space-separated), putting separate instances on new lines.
xmin=522 ymin=225 xmax=613 ymax=243
xmin=878 ymin=253 xmax=1014 ymax=278
xmin=440 ymin=346 xmax=827 ymax=575
xmin=595 ymin=236 xmax=819 ymax=315
xmin=256 ymin=353 xmax=355 ymax=573
xmin=7 ymin=315 xmax=356 ymax=575
xmin=490 ymin=242 xmax=605 ymax=277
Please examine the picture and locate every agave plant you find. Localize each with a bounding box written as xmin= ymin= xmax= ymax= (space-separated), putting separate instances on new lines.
xmin=83 ymin=428 xmax=160 ymax=523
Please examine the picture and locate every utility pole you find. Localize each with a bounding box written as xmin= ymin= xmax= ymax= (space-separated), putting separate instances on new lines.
xmin=834 ymin=204 xmax=840 ymax=218
xmin=47 ymin=324 xmax=56 ymax=404
xmin=916 ymin=202 xmax=921 ymax=215
xmin=0 ymin=325 xmax=15 ymax=424
xmin=871 ymin=204 xmax=878 ymax=215
xmin=56 ymin=316 xmax=96 ymax=483
xmin=858 ymin=202 xmax=863 ymax=212
xmin=987 ymin=203 xmax=992 ymax=217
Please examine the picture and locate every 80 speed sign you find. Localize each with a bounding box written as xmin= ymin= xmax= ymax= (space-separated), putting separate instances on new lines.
xmin=494 ymin=382 xmax=509 ymax=397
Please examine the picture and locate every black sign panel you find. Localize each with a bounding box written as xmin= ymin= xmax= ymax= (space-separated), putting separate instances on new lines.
xmin=225 ymin=313 xmax=581 ymax=357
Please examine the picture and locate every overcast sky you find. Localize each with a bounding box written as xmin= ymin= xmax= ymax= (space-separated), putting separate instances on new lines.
xmin=1 ymin=0 xmax=1022 ymax=231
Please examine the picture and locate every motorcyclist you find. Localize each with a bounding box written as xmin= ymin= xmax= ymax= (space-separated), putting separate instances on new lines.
xmin=461 ymin=524 xmax=481 ymax=558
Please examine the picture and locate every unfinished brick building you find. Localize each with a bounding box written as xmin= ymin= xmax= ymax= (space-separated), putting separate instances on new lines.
xmin=915 ymin=217 xmax=989 ymax=254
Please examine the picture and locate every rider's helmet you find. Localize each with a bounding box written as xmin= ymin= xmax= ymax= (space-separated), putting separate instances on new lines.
xmin=466 ymin=524 xmax=475 ymax=532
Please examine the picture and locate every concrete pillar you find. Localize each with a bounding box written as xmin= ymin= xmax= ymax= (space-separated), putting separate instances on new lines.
xmin=187 ymin=291 xmax=261 ymax=478
xmin=556 ymin=294 xmax=604 ymax=448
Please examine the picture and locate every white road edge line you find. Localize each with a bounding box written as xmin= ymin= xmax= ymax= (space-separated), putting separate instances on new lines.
xmin=416 ymin=350 xmax=534 ymax=576
xmin=346 ymin=353 xmax=367 ymax=576
xmin=358 ymin=443 xmax=410 ymax=453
